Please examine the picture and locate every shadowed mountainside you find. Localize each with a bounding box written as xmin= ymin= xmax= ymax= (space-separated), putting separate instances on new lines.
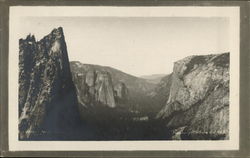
xmin=146 ymin=73 xmax=173 ymax=115
xmin=18 ymin=27 xmax=83 ymax=140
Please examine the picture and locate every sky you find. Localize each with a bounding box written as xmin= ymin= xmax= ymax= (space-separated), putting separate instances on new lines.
xmin=18 ymin=17 xmax=229 ymax=76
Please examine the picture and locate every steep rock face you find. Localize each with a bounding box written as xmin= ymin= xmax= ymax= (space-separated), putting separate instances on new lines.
xmin=157 ymin=53 xmax=229 ymax=139
xmin=19 ymin=27 xmax=81 ymax=139
xmin=72 ymin=67 xmax=116 ymax=108
xmin=95 ymin=72 xmax=116 ymax=107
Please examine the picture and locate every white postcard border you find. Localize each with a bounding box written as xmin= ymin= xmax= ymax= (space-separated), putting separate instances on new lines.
xmin=9 ymin=6 xmax=239 ymax=151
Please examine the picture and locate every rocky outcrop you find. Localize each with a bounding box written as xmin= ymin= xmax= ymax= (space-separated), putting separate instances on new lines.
xmin=18 ymin=27 xmax=81 ymax=140
xmin=157 ymin=53 xmax=230 ymax=140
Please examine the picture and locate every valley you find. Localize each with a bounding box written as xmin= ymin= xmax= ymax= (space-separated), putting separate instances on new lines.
xmin=18 ymin=27 xmax=230 ymax=140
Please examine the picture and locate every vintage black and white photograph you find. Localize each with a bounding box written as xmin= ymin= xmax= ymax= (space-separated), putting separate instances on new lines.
xmin=8 ymin=6 xmax=239 ymax=151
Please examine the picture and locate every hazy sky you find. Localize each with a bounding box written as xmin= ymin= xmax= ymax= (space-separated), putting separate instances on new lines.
xmin=18 ymin=17 xmax=229 ymax=76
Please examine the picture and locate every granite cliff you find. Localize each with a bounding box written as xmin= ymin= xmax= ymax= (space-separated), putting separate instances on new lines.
xmin=18 ymin=27 xmax=82 ymax=140
xmin=72 ymin=68 xmax=116 ymax=108
xmin=157 ymin=53 xmax=229 ymax=140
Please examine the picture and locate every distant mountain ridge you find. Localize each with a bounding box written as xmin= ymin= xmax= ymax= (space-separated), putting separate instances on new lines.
xmin=70 ymin=61 xmax=156 ymax=113
xmin=70 ymin=61 xmax=155 ymax=92
xmin=140 ymin=74 xmax=166 ymax=84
